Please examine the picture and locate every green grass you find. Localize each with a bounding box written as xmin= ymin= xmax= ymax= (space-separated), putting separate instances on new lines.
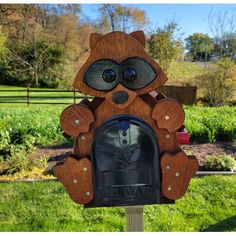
xmin=0 ymin=175 xmax=235 ymax=232
xmin=168 ymin=61 xmax=206 ymax=85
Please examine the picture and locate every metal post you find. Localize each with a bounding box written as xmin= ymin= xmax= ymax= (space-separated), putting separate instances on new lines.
xmin=125 ymin=206 xmax=144 ymax=232
xmin=27 ymin=86 xmax=30 ymax=106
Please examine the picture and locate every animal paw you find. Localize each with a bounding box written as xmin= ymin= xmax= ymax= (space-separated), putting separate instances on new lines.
xmin=54 ymin=156 xmax=94 ymax=205
xmin=152 ymin=98 xmax=185 ymax=132
xmin=60 ymin=104 xmax=95 ymax=137
xmin=161 ymin=151 xmax=199 ymax=200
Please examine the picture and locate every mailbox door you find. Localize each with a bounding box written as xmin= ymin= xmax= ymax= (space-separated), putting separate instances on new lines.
xmin=89 ymin=115 xmax=161 ymax=207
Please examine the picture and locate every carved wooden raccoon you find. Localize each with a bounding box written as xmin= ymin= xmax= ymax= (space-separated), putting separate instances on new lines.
xmin=54 ymin=31 xmax=199 ymax=207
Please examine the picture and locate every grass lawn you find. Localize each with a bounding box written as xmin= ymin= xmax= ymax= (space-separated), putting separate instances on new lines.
xmin=0 ymin=175 xmax=235 ymax=232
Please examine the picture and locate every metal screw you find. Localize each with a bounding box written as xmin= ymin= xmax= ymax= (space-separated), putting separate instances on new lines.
xmin=166 ymin=165 xmax=170 ymax=170
xmin=165 ymin=115 xmax=170 ymax=120
xmin=168 ymin=186 xmax=172 ymax=191
xmin=175 ymin=172 xmax=180 ymax=177
xmin=86 ymin=192 xmax=90 ymax=196
xmin=83 ymin=167 xmax=88 ymax=172
xmin=166 ymin=134 xmax=170 ymax=139
xmin=73 ymin=179 xmax=78 ymax=184
xmin=74 ymin=119 xmax=80 ymax=125
xmin=81 ymin=135 xmax=85 ymax=140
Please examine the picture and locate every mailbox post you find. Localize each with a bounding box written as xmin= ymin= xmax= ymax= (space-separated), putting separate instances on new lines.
xmin=50 ymin=31 xmax=199 ymax=231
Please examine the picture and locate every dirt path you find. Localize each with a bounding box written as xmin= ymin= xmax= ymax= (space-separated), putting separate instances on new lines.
xmin=33 ymin=142 xmax=236 ymax=166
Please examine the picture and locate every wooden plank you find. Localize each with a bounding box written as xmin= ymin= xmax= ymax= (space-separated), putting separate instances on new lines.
xmin=125 ymin=206 xmax=144 ymax=232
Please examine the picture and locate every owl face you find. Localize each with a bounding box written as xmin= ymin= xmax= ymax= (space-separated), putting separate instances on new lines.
xmin=74 ymin=31 xmax=167 ymax=109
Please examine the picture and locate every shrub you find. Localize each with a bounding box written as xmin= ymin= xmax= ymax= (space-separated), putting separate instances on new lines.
xmin=195 ymin=58 xmax=236 ymax=106
xmin=204 ymin=155 xmax=235 ymax=171
xmin=184 ymin=106 xmax=236 ymax=143
xmin=0 ymin=106 xmax=64 ymax=174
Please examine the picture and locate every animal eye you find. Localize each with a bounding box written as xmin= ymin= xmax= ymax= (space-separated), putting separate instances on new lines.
xmin=120 ymin=57 xmax=156 ymax=90
xmin=83 ymin=59 xmax=118 ymax=91
xmin=123 ymin=68 xmax=137 ymax=82
xmin=102 ymin=69 xmax=116 ymax=82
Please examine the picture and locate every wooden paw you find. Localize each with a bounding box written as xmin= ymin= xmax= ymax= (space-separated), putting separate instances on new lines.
xmin=54 ymin=156 xmax=94 ymax=205
xmin=152 ymin=98 xmax=185 ymax=132
xmin=60 ymin=104 xmax=95 ymax=137
xmin=161 ymin=151 xmax=199 ymax=200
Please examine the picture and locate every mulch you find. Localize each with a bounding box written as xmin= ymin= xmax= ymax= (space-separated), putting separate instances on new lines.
xmin=32 ymin=141 xmax=236 ymax=167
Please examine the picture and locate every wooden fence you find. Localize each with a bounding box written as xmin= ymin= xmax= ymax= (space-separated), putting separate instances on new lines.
xmin=0 ymin=87 xmax=91 ymax=105
xmin=0 ymin=85 xmax=198 ymax=105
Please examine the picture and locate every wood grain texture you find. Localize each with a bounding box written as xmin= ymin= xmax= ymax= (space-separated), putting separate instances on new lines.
xmin=60 ymin=104 xmax=95 ymax=137
xmin=73 ymin=96 xmax=180 ymax=158
xmin=90 ymin=33 xmax=102 ymax=50
xmin=129 ymin=31 xmax=146 ymax=47
xmin=125 ymin=206 xmax=144 ymax=232
xmin=160 ymin=151 xmax=199 ymax=200
xmin=54 ymin=156 xmax=94 ymax=204
xmin=152 ymin=98 xmax=185 ymax=132
xmin=73 ymin=31 xmax=168 ymax=97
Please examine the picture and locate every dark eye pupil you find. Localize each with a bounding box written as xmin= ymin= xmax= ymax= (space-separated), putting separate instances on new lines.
xmin=123 ymin=68 xmax=137 ymax=82
xmin=102 ymin=69 xmax=116 ymax=82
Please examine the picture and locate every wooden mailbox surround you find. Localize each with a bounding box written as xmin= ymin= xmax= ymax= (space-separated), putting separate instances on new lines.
xmin=55 ymin=31 xmax=199 ymax=205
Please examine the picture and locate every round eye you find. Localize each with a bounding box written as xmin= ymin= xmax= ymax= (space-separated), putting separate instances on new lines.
xmin=123 ymin=68 xmax=137 ymax=82
xmin=102 ymin=69 xmax=116 ymax=82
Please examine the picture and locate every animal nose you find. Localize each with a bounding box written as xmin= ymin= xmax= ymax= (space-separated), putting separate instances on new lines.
xmin=112 ymin=91 xmax=129 ymax=104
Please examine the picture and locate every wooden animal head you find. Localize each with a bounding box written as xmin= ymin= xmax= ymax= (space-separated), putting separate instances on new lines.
xmin=74 ymin=31 xmax=168 ymax=109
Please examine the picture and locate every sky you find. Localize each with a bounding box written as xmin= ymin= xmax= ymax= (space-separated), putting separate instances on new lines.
xmin=81 ymin=4 xmax=236 ymax=40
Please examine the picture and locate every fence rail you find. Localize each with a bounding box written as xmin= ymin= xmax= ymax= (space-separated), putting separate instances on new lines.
xmin=0 ymin=87 xmax=92 ymax=105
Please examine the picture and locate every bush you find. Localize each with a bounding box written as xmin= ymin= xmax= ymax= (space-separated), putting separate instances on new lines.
xmin=184 ymin=106 xmax=236 ymax=143
xmin=195 ymin=58 xmax=236 ymax=106
xmin=204 ymin=155 xmax=235 ymax=171
xmin=0 ymin=106 xmax=64 ymax=173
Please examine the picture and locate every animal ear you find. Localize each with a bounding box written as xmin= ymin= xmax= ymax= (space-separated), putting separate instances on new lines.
xmin=129 ymin=31 xmax=146 ymax=47
xmin=90 ymin=33 xmax=103 ymax=50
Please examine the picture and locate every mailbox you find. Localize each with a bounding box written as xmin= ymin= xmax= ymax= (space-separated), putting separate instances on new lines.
xmin=52 ymin=31 xmax=199 ymax=207
xmin=90 ymin=115 xmax=161 ymax=207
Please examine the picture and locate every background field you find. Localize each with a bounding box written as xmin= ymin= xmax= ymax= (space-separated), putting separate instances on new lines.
xmin=0 ymin=175 xmax=235 ymax=232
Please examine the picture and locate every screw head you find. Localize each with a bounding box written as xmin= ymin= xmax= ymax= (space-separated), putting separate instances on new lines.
xmin=73 ymin=179 xmax=78 ymax=184
xmin=83 ymin=167 xmax=88 ymax=172
xmin=166 ymin=165 xmax=170 ymax=170
xmin=74 ymin=119 xmax=80 ymax=125
xmin=86 ymin=192 xmax=90 ymax=196
xmin=81 ymin=135 xmax=85 ymax=140
xmin=168 ymin=186 xmax=172 ymax=191
xmin=166 ymin=134 xmax=170 ymax=139
xmin=165 ymin=115 xmax=170 ymax=120
xmin=175 ymin=172 xmax=180 ymax=177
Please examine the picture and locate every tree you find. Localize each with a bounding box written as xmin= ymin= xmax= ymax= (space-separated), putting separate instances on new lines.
xmin=195 ymin=58 xmax=236 ymax=106
xmin=185 ymin=33 xmax=214 ymax=61
xmin=148 ymin=22 xmax=184 ymax=74
xmin=0 ymin=4 xmax=93 ymax=88
xmin=97 ymin=4 xmax=149 ymax=33
xmin=7 ymin=39 xmax=63 ymax=87
xmin=208 ymin=8 xmax=236 ymax=59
